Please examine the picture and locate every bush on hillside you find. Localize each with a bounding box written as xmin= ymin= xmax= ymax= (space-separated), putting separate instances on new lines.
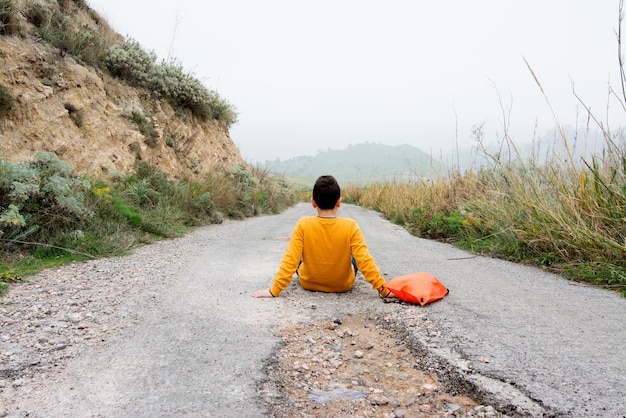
xmin=0 ymin=83 xmax=14 ymax=117
xmin=105 ymin=37 xmax=237 ymax=126
xmin=0 ymin=152 xmax=93 ymax=245
xmin=0 ymin=0 xmax=18 ymax=35
xmin=128 ymin=110 xmax=159 ymax=146
xmin=105 ymin=37 xmax=156 ymax=86
xmin=16 ymin=1 xmax=237 ymax=127
xmin=25 ymin=1 xmax=106 ymax=65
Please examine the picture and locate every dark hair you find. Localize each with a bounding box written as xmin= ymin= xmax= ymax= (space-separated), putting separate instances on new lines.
xmin=312 ymin=175 xmax=341 ymax=209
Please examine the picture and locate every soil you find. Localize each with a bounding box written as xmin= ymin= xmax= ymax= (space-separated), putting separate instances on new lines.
xmin=260 ymin=313 xmax=500 ymax=418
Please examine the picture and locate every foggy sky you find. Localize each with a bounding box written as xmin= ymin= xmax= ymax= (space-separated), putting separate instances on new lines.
xmin=87 ymin=0 xmax=625 ymax=163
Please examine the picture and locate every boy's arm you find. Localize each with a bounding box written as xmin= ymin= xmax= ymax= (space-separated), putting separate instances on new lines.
xmin=251 ymin=221 xmax=304 ymax=298
xmin=350 ymin=224 xmax=391 ymax=298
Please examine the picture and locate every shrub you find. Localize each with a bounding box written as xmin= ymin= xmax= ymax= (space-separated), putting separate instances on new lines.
xmin=16 ymin=1 xmax=237 ymax=126
xmin=64 ymin=102 xmax=84 ymax=127
xmin=148 ymin=60 xmax=237 ymax=125
xmin=408 ymin=208 xmax=464 ymax=241
xmin=129 ymin=110 xmax=159 ymax=146
xmin=104 ymin=37 xmax=238 ymax=126
xmin=0 ymin=152 xmax=93 ymax=246
xmin=125 ymin=178 xmax=157 ymax=207
xmin=57 ymin=0 xmax=88 ymax=11
xmin=105 ymin=37 xmax=156 ymax=86
xmin=0 ymin=83 xmax=14 ymax=117
xmin=0 ymin=0 xmax=17 ymax=35
xmin=0 ymin=155 xmax=297 ymax=286
xmin=24 ymin=1 xmax=49 ymax=28
xmin=25 ymin=1 xmax=106 ymax=65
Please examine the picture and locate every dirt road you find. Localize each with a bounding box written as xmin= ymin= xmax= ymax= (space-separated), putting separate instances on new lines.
xmin=1 ymin=203 xmax=625 ymax=417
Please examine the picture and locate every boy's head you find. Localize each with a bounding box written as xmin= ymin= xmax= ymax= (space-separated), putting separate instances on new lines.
xmin=312 ymin=175 xmax=341 ymax=210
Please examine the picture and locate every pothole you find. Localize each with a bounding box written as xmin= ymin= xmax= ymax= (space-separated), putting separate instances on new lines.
xmin=259 ymin=313 xmax=502 ymax=417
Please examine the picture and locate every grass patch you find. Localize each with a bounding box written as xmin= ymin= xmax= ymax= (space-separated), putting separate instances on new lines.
xmin=347 ymin=133 xmax=626 ymax=294
xmin=129 ymin=111 xmax=159 ymax=147
xmin=0 ymin=83 xmax=14 ymax=117
xmin=561 ymin=262 xmax=626 ymax=296
xmin=0 ymin=0 xmax=18 ymax=35
xmin=64 ymin=102 xmax=84 ymax=127
xmin=0 ymin=154 xmax=297 ymax=293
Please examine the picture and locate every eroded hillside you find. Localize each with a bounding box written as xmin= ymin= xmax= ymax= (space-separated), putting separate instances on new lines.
xmin=0 ymin=0 xmax=244 ymax=179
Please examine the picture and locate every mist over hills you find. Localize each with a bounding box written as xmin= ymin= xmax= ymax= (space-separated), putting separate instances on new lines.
xmin=259 ymin=126 xmax=613 ymax=186
xmin=260 ymin=143 xmax=446 ymax=185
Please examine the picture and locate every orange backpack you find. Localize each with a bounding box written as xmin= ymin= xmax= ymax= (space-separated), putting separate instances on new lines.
xmin=385 ymin=272 xmax=449 ymax=305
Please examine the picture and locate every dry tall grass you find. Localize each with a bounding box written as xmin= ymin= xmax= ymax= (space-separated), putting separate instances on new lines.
xmin=346 ymin=134 xmax=626 ymax=292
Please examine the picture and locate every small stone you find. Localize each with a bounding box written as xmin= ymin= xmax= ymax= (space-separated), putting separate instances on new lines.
xmin=354 ymin=350 xmax=364 ymax=359
xmin=393 ymin=409 xmax=407 ymax=418
xmin=421 ymin=383 xmax=437 ymax=391
xmin=389 ymin=398 xmax=402 ymax=407
xmin=447 ymin=403 xmax=462 ymax=414
xmin=369 ymin=394 xmax=389 ymax=405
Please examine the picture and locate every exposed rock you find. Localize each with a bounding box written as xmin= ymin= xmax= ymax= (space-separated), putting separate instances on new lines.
xmin=0 ymin=36 xmax=245 ymax=179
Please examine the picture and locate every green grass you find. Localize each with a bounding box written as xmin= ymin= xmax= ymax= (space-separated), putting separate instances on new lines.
xmin=0 ymin=252 xmax=90 ymax=295
xmin=347 ymin=134 xmax=626 ymax=296
xmin=0 ymin=83 xmax=14 ymax=117
xmin=129 ymin=111 xmax=159 ymax=147
xmin=0 ymin=156 xmax=297 ymax=295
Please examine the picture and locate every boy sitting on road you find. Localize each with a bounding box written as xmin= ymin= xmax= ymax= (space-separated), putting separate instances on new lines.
xmin=251 ymin=175 xmax=393 ymax=299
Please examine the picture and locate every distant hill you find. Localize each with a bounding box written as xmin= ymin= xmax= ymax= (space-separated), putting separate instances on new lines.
xmin=260 ymin=143 xmax=446 ymax=185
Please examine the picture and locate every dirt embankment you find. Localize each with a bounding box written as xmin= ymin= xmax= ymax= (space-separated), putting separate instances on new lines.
xmin=0 ymin=35 xmax=244 ymax=178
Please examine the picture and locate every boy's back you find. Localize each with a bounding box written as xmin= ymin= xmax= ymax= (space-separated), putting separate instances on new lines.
xmin=252 ymin=175 xmax=391 ymax=299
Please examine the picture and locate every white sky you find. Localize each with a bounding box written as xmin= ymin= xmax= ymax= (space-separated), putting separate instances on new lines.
xmin=87 ymin=0 xmax=625 ymax=163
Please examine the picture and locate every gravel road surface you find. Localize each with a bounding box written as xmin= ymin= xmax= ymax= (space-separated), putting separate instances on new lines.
xmin=1 ymin=203 xmax=624 ymax=417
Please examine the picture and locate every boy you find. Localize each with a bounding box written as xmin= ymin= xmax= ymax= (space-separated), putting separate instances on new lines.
xmin=251 ymin=175 xmax=392 ymax=299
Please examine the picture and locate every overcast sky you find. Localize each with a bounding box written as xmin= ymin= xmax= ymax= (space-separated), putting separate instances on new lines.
xmin=87 ymin=1 xmax=624 ymax=163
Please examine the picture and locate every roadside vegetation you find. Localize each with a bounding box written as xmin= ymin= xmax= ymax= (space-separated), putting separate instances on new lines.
xmin=2 ymin=0 xmax=236 ymax=127
xmin=343 ymin=131 xmax=626 ymax=295
xmin=0 ymin=153 xmax=297 ymax=294
xmin=345 ymin=1 xmax=626 ymax=296
xmin=0 ymin=0 xmax=261 ymax=294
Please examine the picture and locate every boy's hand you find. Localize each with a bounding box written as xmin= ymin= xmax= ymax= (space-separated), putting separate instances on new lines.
xmin=251 ymin=288 xmax=274 ymax=298
xmin=381 ymin=292 xmax=400 ymax=303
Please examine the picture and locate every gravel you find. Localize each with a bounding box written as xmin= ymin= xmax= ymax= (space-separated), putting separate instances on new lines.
xmin=1 ymin=203 xmax=625 ymax=417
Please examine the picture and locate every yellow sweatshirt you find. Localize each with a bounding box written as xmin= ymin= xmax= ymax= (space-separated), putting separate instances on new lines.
xmin=270 ymin=216 xmax=389 ymax=297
